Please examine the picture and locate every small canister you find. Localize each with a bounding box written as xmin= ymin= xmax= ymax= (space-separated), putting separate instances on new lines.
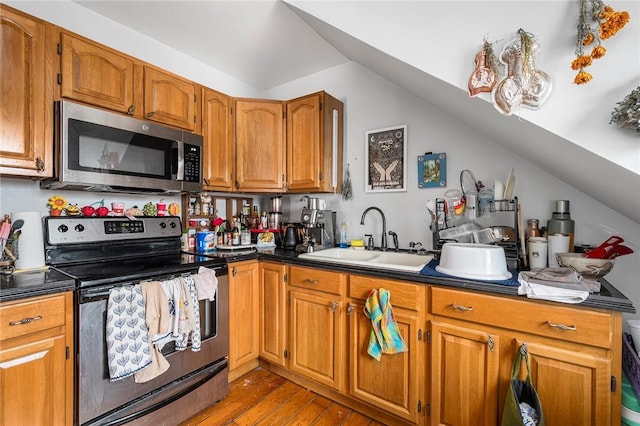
xmin=196 ymin=231 xmax=215 ymax=252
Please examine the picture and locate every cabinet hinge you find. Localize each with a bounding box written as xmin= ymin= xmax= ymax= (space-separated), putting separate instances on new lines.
xmin=282 ymin=110 xmax=286 ymax=119
xmin=426 ymin=330 xmax=431 ymax=344
xmin=611 ymin=375 xmax=617 ymax=392
xmin=57 ymin=73 xmax=62 ymax=85
xmin=66 ymin=346 xmax=70 ymax=360
xmin=418 ymin=400 xmax=422 ymax=413
xmin=418 ymin=329 xmax=422 ymax=341
xmin=57 ymin=43 xmax=62 ymax=55
xmin=425 ymin=402 xmax=430 ymax=416
xmin=283 ymin=273 xmax=287 ymax=283
xmin=319 ymin=101 xmax=323 ymax=111
xmin=194 ymin=94 xmax=197 ymax=103
xmin=284 ymin=350 xmax=288 ymax=359
xmin=318 ymin=172 xmax=323 ymax=181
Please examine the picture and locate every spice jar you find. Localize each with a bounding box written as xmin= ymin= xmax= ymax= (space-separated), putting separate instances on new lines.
xmin=526 ymin=218 xmax=542 ymax=242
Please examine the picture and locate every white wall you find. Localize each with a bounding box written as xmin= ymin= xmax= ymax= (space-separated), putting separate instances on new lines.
xmin=264 ymin=61 xmax=640 ymax=322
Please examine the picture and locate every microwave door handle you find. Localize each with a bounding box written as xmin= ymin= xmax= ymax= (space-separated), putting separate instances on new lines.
xmin=175 ymin=141 xmax=184 ymax=181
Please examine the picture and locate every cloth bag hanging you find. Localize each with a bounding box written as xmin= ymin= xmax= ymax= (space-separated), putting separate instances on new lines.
xmin=501 ymin=343 xmax=546 ymax=426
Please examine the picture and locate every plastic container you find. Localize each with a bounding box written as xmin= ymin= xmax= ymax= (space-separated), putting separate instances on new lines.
xmin=623 ymin=333 xmax=640 ymax=402
xmin=439 ymin=222 xmax=481 ymax=243
xmin=436 ymin=243 xmax=511 ymax=281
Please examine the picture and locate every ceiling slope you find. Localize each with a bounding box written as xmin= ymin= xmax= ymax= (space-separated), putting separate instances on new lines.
xmin=284 ymin=3 xmax=640 ymax=224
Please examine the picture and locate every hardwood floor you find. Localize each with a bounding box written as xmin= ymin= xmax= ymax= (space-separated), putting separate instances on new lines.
xmin=182 ymin=368 xmax=386 ymax=426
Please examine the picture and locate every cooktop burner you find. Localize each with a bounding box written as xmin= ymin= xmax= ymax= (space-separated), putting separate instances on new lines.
xmin=54 ymin=253 xmax=226 ymax=288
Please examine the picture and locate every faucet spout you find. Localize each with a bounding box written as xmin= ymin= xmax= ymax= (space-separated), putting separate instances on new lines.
xmin=360 ymin=207 xmax=387 ymax=251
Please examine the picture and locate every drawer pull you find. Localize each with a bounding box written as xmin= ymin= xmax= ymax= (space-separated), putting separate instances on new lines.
xmin=546 ymin=321 xmax=576 ymax=331
xmin=488 ymin=334 xmax=495 ymax=352
xmin=347 ymin=304 xmax=355 ymax=315
xmin=303 ymin=278 xmax=319 ymax=284
xmin=9 ymin=315 xmax=43 ymax=326
xmin=451 ymin=304 xmax=473 ymax=312
xmin=330 ymin=301 xmax=339 ymax=312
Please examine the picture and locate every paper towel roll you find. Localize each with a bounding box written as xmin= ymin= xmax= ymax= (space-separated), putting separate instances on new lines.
xmin=10 ymin=211 xmax=45 ymax=270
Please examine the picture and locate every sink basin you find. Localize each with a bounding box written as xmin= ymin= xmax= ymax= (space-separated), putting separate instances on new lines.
xmin=298 ymin=248 xmax=433 ymax=272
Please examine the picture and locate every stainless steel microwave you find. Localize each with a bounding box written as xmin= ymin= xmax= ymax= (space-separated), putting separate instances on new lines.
xmin=41 ymin=100 xmax=203 ymax=194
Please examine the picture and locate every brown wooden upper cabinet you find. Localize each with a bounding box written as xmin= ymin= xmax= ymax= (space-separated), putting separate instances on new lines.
xmin=0 ymin=4 xmax=55 ymax=177
xmin=234 ymin=99 xmax=286 ymax=192
xmin=59 ymin=32 xmax=198 ymax=132
xmin=202 ymin=87 xmax=234 ymax=191
xmin=286 ymin=91 xmax=344 ymax=193
xmin=143 ymin=65 xmax=199 ymax=132
xmin=203 ymin=91 xmax=344 ymax=194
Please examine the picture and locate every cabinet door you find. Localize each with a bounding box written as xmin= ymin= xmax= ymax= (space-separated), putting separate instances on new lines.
xmin=0 ymin=5 xmax=53 ymax=177
xmin=289 ymin=288 xmax=343 ymax=390
xmin=259 ymin=262 xmax=287 ymax=366
xmin=60 ymin=32 xmax=140 ymax=115
xmin=0 ymin=333 xmax=67 ymax=426
xmin=523 ymin=339 xmax=613 ymax=426
xmin=234 ymin=99 xmax=284 ymax=191
xmin=144 ymin=65 xmax=198 ymax=131
xmin=286 ymin=91 xmax=343 ymax=193
xmin=202 ymin=88 xmax=234 ymax=191
xmin=348 ymin=301 xmax=423 ymax=424
xmin=430 ymin=320 xmax=500 ymax=426
xmin=228 ymin=261 xmax=260 ymax=372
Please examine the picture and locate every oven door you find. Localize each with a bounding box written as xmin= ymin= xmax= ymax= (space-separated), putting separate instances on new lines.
xmin=77 ymin=271 xmax=228 ymax=426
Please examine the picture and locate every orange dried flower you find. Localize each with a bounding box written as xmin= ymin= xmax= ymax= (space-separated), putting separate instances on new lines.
xmin=571 ymin=55 xmax=593 ymax=70
xmin=582 ymin=33 xmax=595 ymax=45
xmin=599 ymin=5 xmax=614 ymax=20
xmin=591 ymin=45 xmax=606 ymax=59
xmin=599 ymin=11 xmax=630 ymax=39
xmin=574 ymin=71 xmax=593 ymax=85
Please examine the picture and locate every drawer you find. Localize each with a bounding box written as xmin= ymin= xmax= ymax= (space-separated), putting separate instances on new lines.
xmin=430 ymin=287 xmax=613 ymax=348
xmin=0 ymin=293 xmax=69 ymax=341
xmin=289 ymin=266 xmax=344 ymax=295
xmin=349 ymin=275 xmax=424 ymax=311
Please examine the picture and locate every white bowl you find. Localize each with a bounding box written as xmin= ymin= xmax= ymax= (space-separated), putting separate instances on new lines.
xmin=436 ymin=243 xmax=511 ymax=281
xmin=555 ymin=253 xmax=614 ymax=278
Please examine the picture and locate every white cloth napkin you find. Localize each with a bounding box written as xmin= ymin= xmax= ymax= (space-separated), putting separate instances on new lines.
xmin=517 ymin=268 xmax=591 ymax=304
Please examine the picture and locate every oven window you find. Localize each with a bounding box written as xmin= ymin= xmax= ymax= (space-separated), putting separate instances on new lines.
xmin=68 ymin=118 xmax=173 ymax=178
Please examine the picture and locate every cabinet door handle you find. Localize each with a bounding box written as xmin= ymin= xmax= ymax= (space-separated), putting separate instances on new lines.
xmin=145 ymin=111 xmax=155 ymax=119
xmin=347 ymin=304 xmax=355 ymax=315
xmin=330 ymin=301 xmax=338 ymax=312
xmin=546 ymin=321 xmax=576 ymax=331
xmin=35 ymin=157 xmax=45 ymax=172
xmin=451 ymin=304 xmax=473 ymax=312
xmin=232 ymin=267 xmax=237 ymax=277
xmin=303 ymin=278 xmax=318 ymax=284
xmin=488 ymin=334 xmax=494 ymax=352
xmin=127 ymin=104 xmax=135 ymax=115
xmin=9 ymin=315 xmax=43 ymax=326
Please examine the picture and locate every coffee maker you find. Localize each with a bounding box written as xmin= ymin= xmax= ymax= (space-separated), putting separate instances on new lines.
xmin=301 ymin=208 xmax=336 ymax=249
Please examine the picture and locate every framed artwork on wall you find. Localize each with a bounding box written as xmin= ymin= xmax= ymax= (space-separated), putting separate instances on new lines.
xmin=365 ymin=125 xmax=407 ymax=193
xmin=418 ymin=153 xmax=446 ymax=188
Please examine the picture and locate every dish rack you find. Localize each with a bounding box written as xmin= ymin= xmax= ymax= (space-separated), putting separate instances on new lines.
xmin=623 ymin=333 xmax=640 ymax=401
xmin=432 ymin=197 xmax=523 ymax=270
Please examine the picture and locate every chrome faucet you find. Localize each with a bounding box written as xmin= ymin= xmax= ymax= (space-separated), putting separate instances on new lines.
xmin=360 ymin=207 xmax=387 ymax=251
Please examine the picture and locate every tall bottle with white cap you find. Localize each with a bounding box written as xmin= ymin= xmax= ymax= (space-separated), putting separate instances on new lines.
xmin=547 ymin=200 xmax=575 ymax=252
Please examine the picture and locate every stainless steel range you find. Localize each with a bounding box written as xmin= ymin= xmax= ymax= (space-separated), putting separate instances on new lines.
xmin=45 ymin=216 xmax=229 ymax=426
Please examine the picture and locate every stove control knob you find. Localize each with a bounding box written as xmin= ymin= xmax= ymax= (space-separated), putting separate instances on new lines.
xmin=159 ymin=222 xmax=167 ymax=229
xmin=75 ymin=224 xmax=85 ymax=232
xmin=57 ymin=224 xmax=68 ymax=233
xmin=170 ymin=221 xmax=177 ymax=228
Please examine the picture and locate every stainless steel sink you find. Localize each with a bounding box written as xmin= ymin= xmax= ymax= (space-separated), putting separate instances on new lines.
xmin=298 ymin=247 xmax=433 ymax=272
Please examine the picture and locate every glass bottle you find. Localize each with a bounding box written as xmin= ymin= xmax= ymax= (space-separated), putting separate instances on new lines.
xmin=526 ymin=219 xmax=541 ymax=241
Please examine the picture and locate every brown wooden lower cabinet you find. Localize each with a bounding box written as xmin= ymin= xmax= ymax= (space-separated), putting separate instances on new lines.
xmin=253 ymin=262 xmax=623 ymax=426
xmin=0 ymin=292 xmax=74 ymax=426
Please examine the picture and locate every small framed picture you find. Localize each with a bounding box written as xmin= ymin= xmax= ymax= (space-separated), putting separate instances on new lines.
xmin=418 ymin=153 xmax=446 ymax=188
xmin=365 ymin=125 xmax=407 ymax=193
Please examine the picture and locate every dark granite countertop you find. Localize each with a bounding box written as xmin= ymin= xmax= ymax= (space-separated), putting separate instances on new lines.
xmin=0 ymin=268 xmax=76 ymax=303
xmin=3 ymin=247 xmax=634 ymax=315
xmin=254 ymin=248 xmax=636 ymax=314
